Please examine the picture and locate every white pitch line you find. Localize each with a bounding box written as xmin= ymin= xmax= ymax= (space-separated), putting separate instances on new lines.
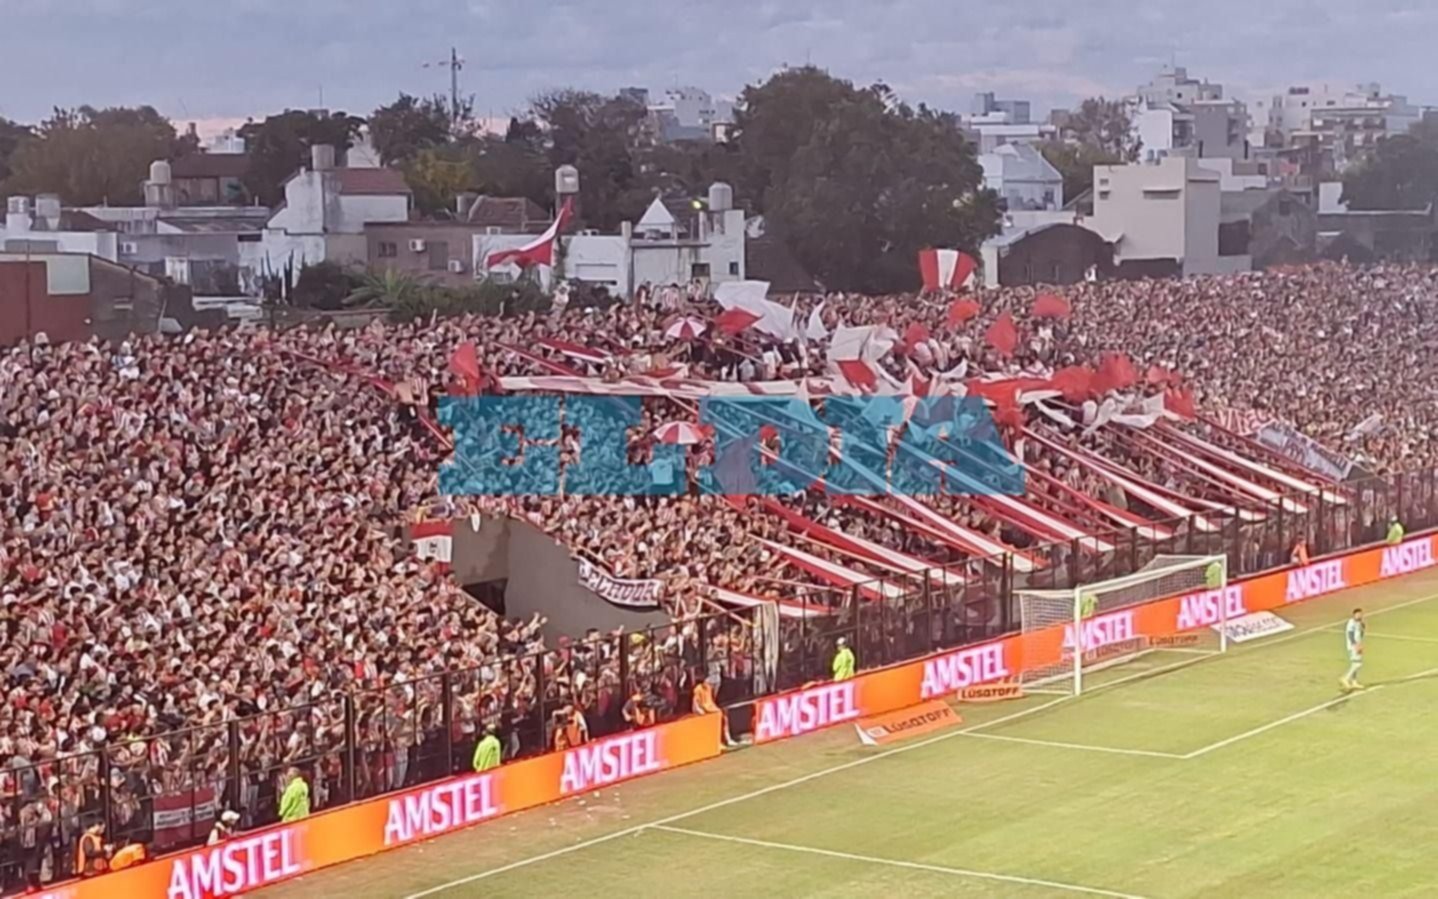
xmin=1181 ymin=691 xmax=1368 ymax=760
xmin=650 ymin=824 xmax=1152 ymax=899
xmin=1360 ymin=631 xmax=1438 ymax=645
xmin=402 ymin=588 xmax=1438 ymax=897
xmin=962 ymin=731 xmax=1186 ymax=759
xmin=1182 ymin=664 xmax=1438 ymax=760
xmin=400 ymin=696 xmax=1071 ymax=898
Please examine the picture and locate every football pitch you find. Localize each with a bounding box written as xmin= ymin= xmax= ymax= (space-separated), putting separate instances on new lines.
xmin=269 ymin=569 xmax=1438 ymax=899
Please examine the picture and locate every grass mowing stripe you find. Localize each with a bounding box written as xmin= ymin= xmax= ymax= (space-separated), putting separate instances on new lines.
xmin=649 ymin=824 xmax=1154 ymax=899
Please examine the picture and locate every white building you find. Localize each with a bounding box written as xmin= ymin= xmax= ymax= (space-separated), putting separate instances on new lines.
xmin=477 ymin=183 xmax=746 ymax=298
xmin=970 ymin=120 xmax=1056 ymax=153
xmin=980 ymin=143 xmax=1064 ymax=211
xmin=1137 ymin=65 xmax=1225 ymax=107
xmin=1088 ymin=156 xmax=1248 ymax=276
xmin=258 ymin=145 xmax=411 ymax=281
xmin=1 ymin=196 xmax=120 ymax=261
xmin=1251 ymin=83 xmax=1421 ymax=148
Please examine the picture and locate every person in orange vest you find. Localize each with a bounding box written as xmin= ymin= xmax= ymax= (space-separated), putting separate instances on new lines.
xmin=110 ymin=842 xmax=147 ymax=871
xmin=692 ymin=675 xmax=736 ymax=747
xmin=1291 ymin=540 xmax=1310 ymax=566
xmin=75 ymin=822 xmax=110 ymax=877
xmin=551 ymin=704 xmax=589 ymax=751
xmin=622 ymin=689 xmax=656 ymax=730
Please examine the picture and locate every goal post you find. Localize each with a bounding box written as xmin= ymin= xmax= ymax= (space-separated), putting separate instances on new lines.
xmin=1016 ymin=554 xmax=1229 ymax=696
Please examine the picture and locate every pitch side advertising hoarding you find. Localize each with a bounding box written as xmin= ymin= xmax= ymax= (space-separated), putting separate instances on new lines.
xmin=63 ymin=535 xmax=1436 ymax=898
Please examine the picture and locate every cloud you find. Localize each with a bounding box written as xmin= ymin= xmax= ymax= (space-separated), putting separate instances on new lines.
xmin=0 ymin=0 xmax=1432 ymax=126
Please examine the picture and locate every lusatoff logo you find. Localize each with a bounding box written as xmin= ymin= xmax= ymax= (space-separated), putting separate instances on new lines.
xmin=438 ymin=395 xmax=1026 ymax=497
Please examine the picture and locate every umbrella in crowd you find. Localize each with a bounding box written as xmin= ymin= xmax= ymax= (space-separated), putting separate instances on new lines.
xmin=665 ymin=317 xmax=708 ymax=341
xmin=653 ymin=421 xmax=714 ymax=445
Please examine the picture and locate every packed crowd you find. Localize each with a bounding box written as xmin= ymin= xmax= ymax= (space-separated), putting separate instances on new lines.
xmin=1 ymin=260 xmax=1434 ymax=886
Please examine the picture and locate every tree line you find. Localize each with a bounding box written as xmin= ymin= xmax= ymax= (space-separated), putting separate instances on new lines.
xmin=6 ymin=70 xmax=1431 ymax=293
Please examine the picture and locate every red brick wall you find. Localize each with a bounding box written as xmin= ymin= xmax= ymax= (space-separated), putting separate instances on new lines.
xmin=0 ymin=262 xmax=92 ymax=345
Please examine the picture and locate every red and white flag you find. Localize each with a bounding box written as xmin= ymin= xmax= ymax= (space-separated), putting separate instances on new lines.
xmin=411 ymin=519 xmax=454 ymax=569
xmin=918 ymin=248 xmax=977 ymax=291
xmin=485 ymin=198 xmax=574 ymax=269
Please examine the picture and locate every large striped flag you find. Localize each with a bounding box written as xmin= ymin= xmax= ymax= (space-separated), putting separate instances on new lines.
xmin=485 ymin=198 xmax=574 ymax=269
xmin=918 ymin=248 xmax=977 ymax=291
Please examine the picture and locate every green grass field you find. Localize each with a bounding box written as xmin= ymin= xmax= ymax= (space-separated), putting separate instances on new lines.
xmin=268 ymin=569 xmax=1438 ymax=899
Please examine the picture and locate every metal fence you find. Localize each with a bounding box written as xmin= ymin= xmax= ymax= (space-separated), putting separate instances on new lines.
xmin=3 ymin=467 xmax=1436 ymax=892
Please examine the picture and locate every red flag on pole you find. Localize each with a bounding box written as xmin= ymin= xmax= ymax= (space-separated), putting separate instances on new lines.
xmin=449 ymin=341 xmax=482 ymax=395
xmin=714 ymin=307 xmax=763 ymax=335
xmin=901 ymin=322 xmax=931 ymax=353
xmin=1165 ymin=387 xmax=1197 ymax=419
xmin=484 ymin=198 xmax=574 ymax=269
xmin=1094 ymin=352 xmax=1138 ymax=393
xmin=946 ymin=298 xmax=981 ymax=328
xmin=836 ymin=359 xmax=878 ymax=391
xmin=1031 ymin=293 xmax=1072 ymax=320
xmin=1050 ymin=365 xmax=1095 ymax=402
xmin=984 ymin=312 xmax=1019 ymax=357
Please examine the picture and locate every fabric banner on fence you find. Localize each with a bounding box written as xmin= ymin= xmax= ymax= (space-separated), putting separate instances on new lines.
xmin=576 ymin=558 xmax=664 ymax=610
xmin=1255 ymin=422 xmax=1355 ymax=483
xmin=153 ymin=786 xmax=219 ymax=849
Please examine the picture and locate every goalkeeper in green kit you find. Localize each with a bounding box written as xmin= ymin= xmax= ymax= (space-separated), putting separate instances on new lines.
xmin=1341 ymin=608 xmax=1365 ymax=691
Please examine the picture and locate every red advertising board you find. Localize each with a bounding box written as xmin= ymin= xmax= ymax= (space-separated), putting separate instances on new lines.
xmin=51 ymin=714 xmax=721 ymax=899
xmin=752 ymin=535 xmax=1438 ymax=742
xmin=48 ymin=534 xmax=1438 ymax=898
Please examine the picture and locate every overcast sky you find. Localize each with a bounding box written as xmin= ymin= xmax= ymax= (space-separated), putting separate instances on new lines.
xmin=3 ymin=0 xmax=1435 ymax=133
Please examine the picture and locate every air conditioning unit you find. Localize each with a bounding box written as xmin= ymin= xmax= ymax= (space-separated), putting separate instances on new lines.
xmin=408 ymin=239 xmax=427 ymax=252
xmin=447 ymin=259 xmax=466 ymax=274
xmin=120 ymin=242 xmax=140 ymax=255
xmin=485 ymin=226 xmax=504 ymax=235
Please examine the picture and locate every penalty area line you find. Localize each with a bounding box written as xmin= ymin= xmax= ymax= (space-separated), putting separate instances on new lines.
xmin=649 ymin=824 xmax=1153 ymax=899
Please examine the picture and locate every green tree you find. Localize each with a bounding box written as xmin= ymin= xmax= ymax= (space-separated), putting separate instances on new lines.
xmin=1038 ymin=140 xmax=1119 ymax=204
xmin=3 ymin=106 xmax=186 ymax=205
xmin=0 ymin=117 xmax=33 ymax=183
xmin=369 ymin=93 xmax=456 ymax=166
xmin=1341 ymin=135 xmax=1438 ymax=211
xmin=469 ymin=134 xmax=551 ymax=206
xmin=291 ymin=261 xmax=362 ymax=310
xmin=347 ymin=269 xmax=435 ymax=309
xmin=239 ymin=110 xmax=365 ymax=206
xmin=1061 ymin=98 xmax=1141 ymax=162
xmin=403 ymin=146 xmax=474 ymax=216
xmin=734 ymin=68 xmax=999 ymax=293
xmin=529 ymin=90 xmax=652 ymax=230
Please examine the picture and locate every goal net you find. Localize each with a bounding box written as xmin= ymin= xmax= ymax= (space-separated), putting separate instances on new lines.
xmin=1016 ymin=554 xmax=1229 ymax=696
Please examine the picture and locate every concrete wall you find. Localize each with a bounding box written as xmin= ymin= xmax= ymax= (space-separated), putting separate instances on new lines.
xmin=369 ymin=224 xmax=484 ymax=287
xmin=1091 ymin=158 xmax=1226 ymax=276
xmin=436 ymin=516 xmax=670 ymax=641
xmin=502 ymin=522 xmax=670 ymax=641
xmin=1183 ymin=168 xmax=1221 ymax=274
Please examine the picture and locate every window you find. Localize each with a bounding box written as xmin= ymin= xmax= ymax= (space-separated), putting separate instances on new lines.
xmin=691 ymin=262 xmax=711 ymax=279
xmin=1278 ymin=198 xmax=1294 ymax=216
xmin=427 ymin=240 xmax=450 ymax=271
xmin=728 ymin=261 xmax=740 ymax=275
xmin=378 ymin=241 xmax=398 ymax=258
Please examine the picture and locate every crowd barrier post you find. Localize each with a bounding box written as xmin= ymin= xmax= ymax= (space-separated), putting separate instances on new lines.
xmin=440 ymin=672 xmax=455 ymax=774
xmin=98 ymin=749 xmax=114 ymax=841
xmin=343 ymin=693 xmax=357 ymax=803
xmin=617 ymin=635 xmax=631 ymax=706
xmin=922 ymin=575 xmax=935 ymax=654
xmin=227 ymin=720 xmax=242 ymax=812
